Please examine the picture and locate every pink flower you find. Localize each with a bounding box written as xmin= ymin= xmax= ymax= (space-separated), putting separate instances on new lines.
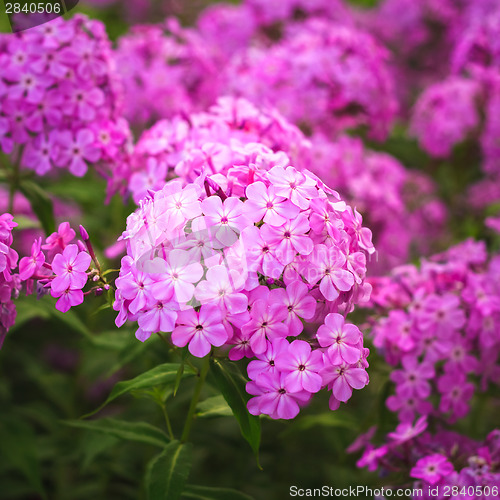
xmin=56 ymin=129 xmax=101 ymax=177
xmin=305 ymin=245 xmax=354 ymax=301
xmin=137 ymin=300 xmax=177 ymax=335
xmin=195 ymin=264 xmax=248 ymax=313
xmin=19 ymin=237 xmax=45 ymax=280
xmin=322 ymin=358 xmax=369 ymax=402
xmin=115 ymin=270 xmax=157 ymax=315
xmin=267 ymin=166 xmax=317 ymax=210
xmin=317 ymin=313 xmax=362 ymax=364
xmin=410 ymin=454 xmax=454 ymax=485
xmin=54 ymin=287 xmax=84 ymax=313
xmin=247 ymin=338 xmax=289 ymax=379
xmin=244 ymin=181 xmax=299 ymax=226
xmin=269 ymin=280 xmax=316 ymax=336
xmin=42 ymin=222 xmax=75 ymax=260
xmin=150 ymin=249 xmax=204 ymax=304
xmin=275 ymin=340 xmax=324 ymax=393
xmin=201 ymin=196 xmax=248 ymax=246
xmin=247 ymin=371 xmax=311 ymax=419
xmin=261 ymin=214 xmax=313 ymax=265
xmin=50 ymin=244 xmax=91 ymax=296
xmin=387 ymin=416 xmax=428 ymax=444
xmin=172 ymin=306 xmax=228 ymax=357
xmin=242 ymin=299 xmax=288 ymax=354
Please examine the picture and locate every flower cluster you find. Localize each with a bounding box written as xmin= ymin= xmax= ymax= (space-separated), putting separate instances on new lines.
xmin=114 ymin=19 xmax=221 ymax=127
xmin=353 ymin=419 xmax=500 ymax=498
xmin=368 ymin=239 xmax=500 ymax=424
xmin=0 ymin=15 xmax=131 ymax=188
xmin=19 ymin=223 xmax=102 ymax=313
xmin=0 ymin=213 xmax=20 ymax=348
xmin=409 ymin=78 xmax=481 ymax=158
xmin=114 ymin=151 xmax=373 ymax=418
xmin=304 ymin=134 xmax=446 ymax=272
xmin=127 ymin=96 xmax=311 ymax=203
xmin=222 ymin=18 xmax=397 ymax=141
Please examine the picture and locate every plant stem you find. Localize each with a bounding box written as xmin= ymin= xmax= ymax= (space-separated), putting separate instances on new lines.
xmin=160 ymin=402 xmax=175 ymax=440
xmin=180 ymin=354 xmax=210 ymax=443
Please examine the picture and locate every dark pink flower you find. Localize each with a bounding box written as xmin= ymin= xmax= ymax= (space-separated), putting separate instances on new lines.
xmin=410 ymin=454 xmax=454 ymax=485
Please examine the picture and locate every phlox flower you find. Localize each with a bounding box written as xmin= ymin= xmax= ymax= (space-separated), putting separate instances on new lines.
xmin=247 ymin=338 xmax=289 ymax=380
xmin=150 ymin=249 xmax=204 ymax=304
xmin=244 ymin=181 xmax=299 ymax=226
xmin=50 ymin=244 xmax=91 ymax=296
xmin=242 ymin=299 xmax=288 ymax=354
xmin=247 ymin=371 xmax=311 ymax=420
xmin=201 ymin=196 xmax=248 ymax=246
xmin=410 ymin=454 xmax=454 ymax=485
xmin=275 ymin=340 xmax=324 ymax=393
xmin=317 ymin=313 xmax=362 ymax=364
xmin=390 ymin=356 xmax=435 ymax=399
xmin=321 ymin=358 xmax=369 ymax=402
xmin=195 ymin=264 xmax=247 ymax=313
xmin=42 ymin=222 xmax=75 ymax=259
xmin=54 ymin=287 xmax=84 ymax=313
xmin=172 ymin=306 xmax=228 ymax=357
xmin=269 ymin=280 xmax=316 ymax=336
xmin=137 ymin=299 xmax=178 ymax=337
xmin=305 ymin=245 xmax=354 ymax=301
xmin=261 ymin=214 xmax=313 ymax=265
xmin=19 ymin=237 xmax=45 ymax=281
xmin=267 ymin=166 xmax=317 ymax=210
xmin=115 ymin=270 xmax=157 ymax=315
xmin=56 ymin=129 xmax=101 ymax=177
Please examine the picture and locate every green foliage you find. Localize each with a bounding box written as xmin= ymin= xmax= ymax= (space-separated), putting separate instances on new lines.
xmin=84 ymin=363 xmax=195 ymax=417
xmin=63 ymin=418 xmax=171 ymax=448
xmin=210 ymin=359 xmax=261 ymax=465
xmin=145 ymin=440 xmax=193 ymax=500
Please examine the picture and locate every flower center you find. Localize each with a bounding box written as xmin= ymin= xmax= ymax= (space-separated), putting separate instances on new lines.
xmin=298 ymin=364 xmax=306 ymax=372
xmin=195 ymin=324 xmax=203 ymax=331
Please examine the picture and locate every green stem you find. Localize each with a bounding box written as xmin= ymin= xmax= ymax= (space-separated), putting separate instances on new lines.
xmin=160 ymin=402 xmax=175 ymax=441
xmin=180 ymin=354 xmax=210 ymax=443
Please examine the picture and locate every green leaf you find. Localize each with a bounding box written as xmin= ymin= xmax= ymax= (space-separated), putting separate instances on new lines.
xmin=19 ymin=180 xmax=55 ymax=236
xmin=146 ymin=440 xmax=192 ymax=500
xmin=182 ymin=485 xmax=254 ymax=500
xmin=0 ymin=416 xmax=46 ymax=499
xmin=84 ymin=363 xmax=193 ymax=417
xmin=196 ymin=395 xmax=232 ymax=418
xmin=63 ymin=418 xmax=170 ymax=448
xmin=210 ymin=360 xmax=261 ymax=466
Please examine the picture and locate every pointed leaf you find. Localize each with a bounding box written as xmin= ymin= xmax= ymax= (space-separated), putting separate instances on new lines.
xmin=84 ymin=363 xmax=193 ymax=417
xmin=146 ymin=440 xmax=192 ymax=500
xmin=63 ymin=418 xmax=170 ymax=448
xmin=210 ymin=360 xmax=261 ymax=465
xmin=196 ymin=395 xmax=232 ymax=418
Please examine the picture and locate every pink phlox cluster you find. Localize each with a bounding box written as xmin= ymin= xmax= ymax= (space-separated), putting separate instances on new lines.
xmin=410 ymin=78 xmax=481 ymax=158
xmin=354 ymin=422 xmax=500 ymax=499
xmin=19 ymin=222 xmax=93 ymax=313
xmin=0 ymin=213 xmax=20 ymax=347
xmin=0 ymin=16 xmax=132 ymax=194
xmin=222 ymin=18 xmax=397 ymax=141
xmin=128 ymin=96 xmax=311 ymax=203
xmin=368 ymin=239 xmax=500 ymax=424
xmin=114 ymin=19 xmax=222 ymax=127
xmin=114 ymin=153 xmax=374 ymax=419
xmin=305 ymin=134 xmax=446 ymax=272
